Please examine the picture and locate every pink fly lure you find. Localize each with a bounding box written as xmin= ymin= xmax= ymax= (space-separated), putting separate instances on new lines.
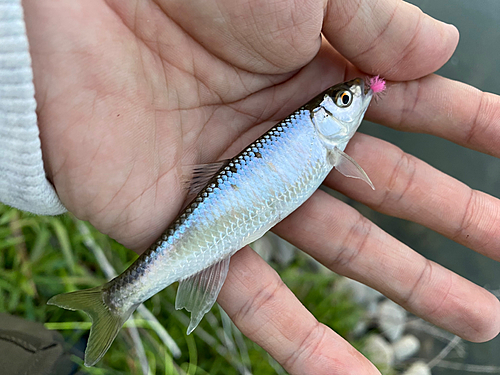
xmin=368 ymin=75 xmax=386 ymax=95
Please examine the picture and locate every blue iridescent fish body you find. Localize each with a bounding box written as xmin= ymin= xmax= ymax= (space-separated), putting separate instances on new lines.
xmin=48 ymin=78 xmax=375 ymax=366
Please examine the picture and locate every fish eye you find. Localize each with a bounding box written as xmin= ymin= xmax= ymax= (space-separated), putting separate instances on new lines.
xmin=335 ymin=90 xmax=352 ymax=107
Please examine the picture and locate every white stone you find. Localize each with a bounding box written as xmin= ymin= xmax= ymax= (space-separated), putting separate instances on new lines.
xmin=250 ymin=235 xmax=273 ymax=262
xmin=402 ymin=361 xmax=432 ymax=375
xmin=364 ymin=334 xmax=394 ymax=369
xmin=335 ymin=277 xmax=383 ymax=306
xmin=366 ymin=300 xmax=379 ymax=317
xmin=393 ymin=334 xmax=421 ymax=363
xmin=251 ymin=232 xmax=296 ymax=266
xmin=377 ymin=299 xmax=407 ymax=342
xmin=272 ymin=233 xmax=296 ymax=267
xmin=352 ymin=320 xmax=368 ymax=337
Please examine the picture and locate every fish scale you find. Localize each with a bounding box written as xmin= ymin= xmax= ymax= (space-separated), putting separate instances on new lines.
xmin=130 ymin=115 xmax=305 ymax=275
xmin=47 ymin=78 xmax=378 ymax=366
xmin=110 ymin=109 xmax=332 ymax=311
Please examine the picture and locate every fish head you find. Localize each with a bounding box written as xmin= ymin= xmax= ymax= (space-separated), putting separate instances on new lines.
xmin=310 ymin=78 xmax=373 ymax=150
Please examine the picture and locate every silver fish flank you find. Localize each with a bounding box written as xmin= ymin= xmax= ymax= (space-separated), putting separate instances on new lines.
xmin=48 ymin=78 xmax=375 ymax=366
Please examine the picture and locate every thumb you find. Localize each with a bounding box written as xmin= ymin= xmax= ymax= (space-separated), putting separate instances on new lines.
xmin=322 ymin=0 xmax=459 ymax=80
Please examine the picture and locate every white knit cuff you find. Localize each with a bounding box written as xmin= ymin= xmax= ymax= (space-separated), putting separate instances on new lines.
xmin=0 ymin=0 xmax=66 ymax=215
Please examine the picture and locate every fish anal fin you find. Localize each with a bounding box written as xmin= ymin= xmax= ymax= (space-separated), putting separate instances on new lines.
xmin=175 ymin=256 xmax=231 ymax=334
xmin=332 ymin=147 xmax=375 ymax=190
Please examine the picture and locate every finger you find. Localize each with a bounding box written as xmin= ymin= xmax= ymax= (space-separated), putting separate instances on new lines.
xmin=274 ymin=191 xmax=500 ymax=343
xmin=326 ymin=133 xmax=500 ymax=262
xmin=366 ymin=74 xmax=500 ymax=158
xmin=218 ymin=247 xmax=381 ymax=375
xmin=322 ymin=0 xmax=459 ymax=80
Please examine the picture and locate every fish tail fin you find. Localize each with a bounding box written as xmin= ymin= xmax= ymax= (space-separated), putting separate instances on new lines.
xmin=48 ymin=286 xmax=136 ymax=367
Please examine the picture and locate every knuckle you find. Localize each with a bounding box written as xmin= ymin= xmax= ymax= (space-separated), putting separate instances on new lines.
xmin=464 ymin=91 xmax=486 ymax=145
xmin=402 ymin=259 xmax=453 ymax=320
xmin=328 ymin=213 xmax=372 ymax=271
xmin=377 ymin=150 xmax=418 ymax=210
xmin=233 ymin=273 xmax=284 ymax=326
xmin=454 ymin=189 xmax=477 ymax=240
xmin=281 ymin=321 xmax=327 ymax=370
xmin=401 ymin=258 xmax=432 ymax=309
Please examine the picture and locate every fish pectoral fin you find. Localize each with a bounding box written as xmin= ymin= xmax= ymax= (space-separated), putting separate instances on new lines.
xmin=175 ymin=256 xmax=231 ymax=334
xmin=182 ymin=160 xmax=230 ymax=198
xmin=332 ymin=147 xmax=375 ymax=190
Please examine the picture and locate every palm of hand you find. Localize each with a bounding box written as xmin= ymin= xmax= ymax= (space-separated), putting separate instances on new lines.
xmin=26 ymin=0 xmax=327 ymax=251
xmin=24 ymin=0 xmax=500 ymax=374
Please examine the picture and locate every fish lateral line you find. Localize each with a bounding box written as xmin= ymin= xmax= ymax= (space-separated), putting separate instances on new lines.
xmin=47 ymin=77 xmax=375 ymax=366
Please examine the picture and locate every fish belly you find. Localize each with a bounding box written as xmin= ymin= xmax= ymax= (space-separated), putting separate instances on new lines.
xmin=111 ymin=110 xmax=333 ymax=308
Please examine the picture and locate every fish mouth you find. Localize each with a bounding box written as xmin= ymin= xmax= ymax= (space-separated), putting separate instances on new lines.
xmin=363 ymin=83 xmax=373 ymax=107
xmin=364 ymin=84 xmax=370 ymax=95
xmin=352 ymin=78 xmax=373 ymax=112
xmin=361 ymin=79 xmax=374 ymax=102
xmin=345 ymin=78 xmax=373 ymax=106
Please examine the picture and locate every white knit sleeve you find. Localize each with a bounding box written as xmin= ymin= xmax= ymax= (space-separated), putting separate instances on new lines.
xmin=0 ymin=0 xmax=66 ymax=215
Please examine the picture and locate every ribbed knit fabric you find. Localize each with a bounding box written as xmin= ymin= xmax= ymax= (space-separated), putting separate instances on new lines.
xmin=0 ymin=0 xmax=66 ymax=215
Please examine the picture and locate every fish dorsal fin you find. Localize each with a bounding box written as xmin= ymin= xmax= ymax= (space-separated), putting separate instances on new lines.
xmin=175 ymin=256 xmax=231 ymax=334
xmin=333 ymin=147 xmax=375 ymax=190
xmin=182 ymin=160 xmax=230 ymax=198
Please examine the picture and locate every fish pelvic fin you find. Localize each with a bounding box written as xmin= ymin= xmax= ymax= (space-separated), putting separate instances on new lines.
xmin=176 ymin=256 xmax=231 ymax=334
xmin=47 ymin=286 xmax=137 ymax=367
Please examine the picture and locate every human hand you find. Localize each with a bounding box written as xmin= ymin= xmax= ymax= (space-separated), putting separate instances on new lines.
xmin=23 ymin=0 xmax=500 ymax=373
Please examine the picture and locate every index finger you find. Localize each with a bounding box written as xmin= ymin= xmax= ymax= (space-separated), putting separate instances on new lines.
xmin=218 ymin=247 xmax=381 ymax=375
xmin=366 ymin=75 xmax=500 ymax=158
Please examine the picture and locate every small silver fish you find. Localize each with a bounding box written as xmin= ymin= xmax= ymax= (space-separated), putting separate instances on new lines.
xmin=48 ymin=78 xmax=375 ymax=366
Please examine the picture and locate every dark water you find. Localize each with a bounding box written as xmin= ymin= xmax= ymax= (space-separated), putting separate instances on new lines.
xmin=358 ymin=1 xmax=500 ymax=373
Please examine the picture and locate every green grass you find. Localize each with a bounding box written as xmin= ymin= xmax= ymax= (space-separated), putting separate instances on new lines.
xmin=0 ymin=203 xmax=372 ymax=374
